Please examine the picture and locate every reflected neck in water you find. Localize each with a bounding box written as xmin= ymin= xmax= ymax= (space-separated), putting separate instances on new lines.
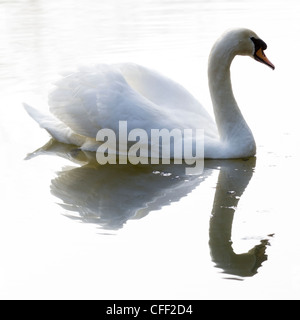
xmin=208 ymin=158 xmax=269 ymax=278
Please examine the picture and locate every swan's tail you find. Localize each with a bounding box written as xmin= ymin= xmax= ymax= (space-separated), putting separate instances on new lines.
xmin=23 ymin=103 xmax=85 ymax=146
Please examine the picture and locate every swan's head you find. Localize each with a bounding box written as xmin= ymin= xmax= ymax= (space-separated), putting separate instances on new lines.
xmin=212 ymin=28 xmax=275 ymax=70
xmin=225 ymin=28 xmax=275 ymax=70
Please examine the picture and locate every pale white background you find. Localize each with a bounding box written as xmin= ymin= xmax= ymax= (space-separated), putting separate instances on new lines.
xmin=0 ymin=0 xmax=300 ymax=299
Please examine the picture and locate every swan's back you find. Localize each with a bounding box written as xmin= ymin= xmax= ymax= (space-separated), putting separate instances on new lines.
xmin=49 ymin=63 xmax=217 ymax=139
xmin=25 ymin=63 xmax=219 ymax=154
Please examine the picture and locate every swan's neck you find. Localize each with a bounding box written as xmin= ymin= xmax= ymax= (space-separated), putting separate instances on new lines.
xmin=208 ymin=39 xmax=256 ymax=157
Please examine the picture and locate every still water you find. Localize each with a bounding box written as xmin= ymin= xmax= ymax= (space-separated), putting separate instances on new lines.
xmin=1 ymin=0 xmax=300 ymax=299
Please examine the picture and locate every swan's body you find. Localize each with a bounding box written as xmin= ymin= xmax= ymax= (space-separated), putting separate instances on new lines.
xmin=25 ymin=28 xmax=274 ymax=159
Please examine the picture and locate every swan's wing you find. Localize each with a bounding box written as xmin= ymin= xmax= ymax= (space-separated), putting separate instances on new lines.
xmin=49 ymin=63 xmax=218 ymax=140
xmin=115 ymin=63 xmax=218 ymax=139
xmin=49 ymin=64 xmax=166 ymax=138
xmin=49 ymin=65 xmax=117 ymax=138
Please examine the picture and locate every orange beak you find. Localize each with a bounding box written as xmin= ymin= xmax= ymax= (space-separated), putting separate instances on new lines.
xmin=255 ymin=48 xmax=275 ymax=70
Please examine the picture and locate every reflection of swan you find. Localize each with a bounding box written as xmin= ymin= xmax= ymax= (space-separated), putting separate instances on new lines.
xmin=47 ymin=142 xmax=206 ymax=229
xmin=24 ymin=28 xmax=274 ymax=159
xmin=27 ymin=141 xmax=272 ymax=277
xmin=209 ymin=158 xmax=271 ymax=278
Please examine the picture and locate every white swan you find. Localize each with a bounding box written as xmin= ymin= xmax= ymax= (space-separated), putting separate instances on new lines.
xmin=24 ymin=28 xmax=274 ymax=159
